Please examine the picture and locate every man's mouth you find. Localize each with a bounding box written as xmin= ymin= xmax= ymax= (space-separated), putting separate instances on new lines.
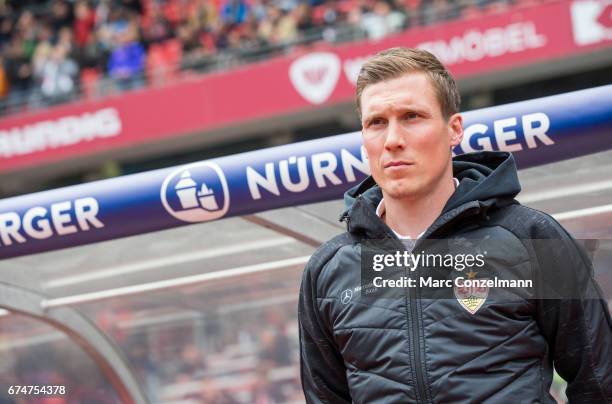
xmin=384 ymin=161 xmax=414 ymax=169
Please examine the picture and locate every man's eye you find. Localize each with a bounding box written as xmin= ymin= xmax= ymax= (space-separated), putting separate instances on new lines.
xmin=404 ymin=112 xmax=418 ymax=120
xmin=370 ymin=118 xmax=385 ymax=126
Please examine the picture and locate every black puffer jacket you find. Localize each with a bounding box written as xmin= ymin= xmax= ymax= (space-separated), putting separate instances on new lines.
xmin=299 ymin=151 xmax=612 ymax=403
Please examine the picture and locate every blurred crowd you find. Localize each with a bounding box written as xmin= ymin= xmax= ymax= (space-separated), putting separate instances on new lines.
xmin=0 ymin=0 xmax=533 ymax=114
xmin=0 ymin=304 xmax=304 ymax=403
xmin=0 ymin=295 xmax=580 ymax=404
xmin=118 ymin=306 xmax=303 ymax=403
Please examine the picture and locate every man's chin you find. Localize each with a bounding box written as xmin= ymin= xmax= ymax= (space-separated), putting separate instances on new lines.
xmin=382 ymin=183 xmax=423 ymax=200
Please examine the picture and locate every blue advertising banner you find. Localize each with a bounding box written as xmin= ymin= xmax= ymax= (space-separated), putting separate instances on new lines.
xmin=0 ymin=85 xmax=611 ymax=259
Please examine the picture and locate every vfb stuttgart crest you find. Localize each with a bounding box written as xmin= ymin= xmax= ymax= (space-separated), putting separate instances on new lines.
xmin=454 ymin=270 xmax=489 ymax=314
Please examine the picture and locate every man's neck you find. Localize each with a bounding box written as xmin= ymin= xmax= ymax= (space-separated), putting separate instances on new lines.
xmin=382 ymin=176 xmax=457 ymax=239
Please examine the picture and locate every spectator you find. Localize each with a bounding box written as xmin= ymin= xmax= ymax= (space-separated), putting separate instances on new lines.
xmin=177 ymin=23 xmax=202 ymax=56
xmin=4 ymin=36 xmax=34 ymax=109
xmin=213 ymin=22 xmax=233 ymax=50
xmin=36 ymin=43 xmax=79 ymax=105
xmin=250 ymin=0 xmax=269 ymax=22
xmin=317 ymin=0 xmax=341 ymax=26
xmin=258 ymin=328 xmax=291 ymax=370
xmin=276 ymin=7 xmax=299 ymax=43
xmin=73 ymin=0 xmax=96 ymax=48
xmin=119 ymin=0 xmax=143 ymax=15
xmin=56 ymin=26 xmax=75 ymax=56
xmin=50 ymin=0 xmax=74 ymax=34
xmin=258 ymin=5 xmax=298 ymax=45
xmin=195 ymin=0 xmax=219 ymax=28
xmin=420 ymin=0 xmax=457 ymax=25
xmin=0 ymin=16 xmax=13 ymax=50
xmin=360 ymin=0 xmax=406 ymax=40
xmin=76 ymin=29 xmax=110 ymax=72
xmin=0 ymin=56 xmax=9 ymax=101
xmin=174 ymin=344 xmax=207 ymax=382
xmin=107 ymin=23 xmax=145 ymax=91
xmin=31 ymin=23 xmax=54 ymax=70
xmin=142 ymin=3 xmax=172 ymax=46
xmin=294 ymin=2 xmax=315 ymax=33
xmin=221 ymin=0 xmax=249 ymax=25
xmin=15 ymin=10 xmax=38 ymax=59
xmin=107 ymin=8 xmax=132 ymax=40
xmin=94 ymin=0 xmax=112 ymax=28
xmin=240 ymin=14 xmax=265 ymax=50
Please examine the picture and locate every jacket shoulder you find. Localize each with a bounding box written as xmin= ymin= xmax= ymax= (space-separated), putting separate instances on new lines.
xmin=488 ymin=203 xmax=574 ymax=240
xmin=491 ymin=203 xmax=597 ymax=277
xmin=304 ymin=232 xmax=356 ymax=280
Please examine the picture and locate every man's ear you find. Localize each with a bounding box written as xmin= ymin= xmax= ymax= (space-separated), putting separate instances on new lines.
xmin=448 ymin=113 xmax=464 ymax=148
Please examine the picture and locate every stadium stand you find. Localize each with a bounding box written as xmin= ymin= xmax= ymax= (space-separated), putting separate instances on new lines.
xmin=0 ymin=0 xmax=541 ymax=115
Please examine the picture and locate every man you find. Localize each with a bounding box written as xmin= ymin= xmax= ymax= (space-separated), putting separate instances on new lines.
xmin=298 ymin=47 xmax=611 ymax=403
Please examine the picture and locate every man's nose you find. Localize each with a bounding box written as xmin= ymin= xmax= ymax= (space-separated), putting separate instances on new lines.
xmin=384 ymin=118 xmax=406 ymax=150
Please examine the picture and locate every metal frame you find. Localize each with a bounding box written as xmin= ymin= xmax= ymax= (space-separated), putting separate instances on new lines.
xmin=0 ymin=281 xmax=148 ymax=404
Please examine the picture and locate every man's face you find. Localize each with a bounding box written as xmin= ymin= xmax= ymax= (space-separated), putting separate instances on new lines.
xmin=360 ymin=72 xmax=463 ymax=200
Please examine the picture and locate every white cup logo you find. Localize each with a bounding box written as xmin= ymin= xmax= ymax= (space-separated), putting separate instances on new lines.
xmin=289 ymin=52 xmax=341 ymax=104
xmin=160 ymin=161 xmax=230 ymax=222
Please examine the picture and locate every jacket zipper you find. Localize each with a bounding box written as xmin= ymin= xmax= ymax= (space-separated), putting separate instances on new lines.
xmin=347 ymin=196 xmax=482 ymax=403
xmin=338 ymin=212 xmax=351 ymax=232
xmin=409 ymin=279 xmax=429 ymax=402
xmin=402 ymin=232 xmax=429 ymax=403
xmin=376 ymin=222 xmax=429 ymax=402
xmin=352 ymin=195 xmax=431 ymax=403
xmin=407 ymin=205 xmax=481 ymax=403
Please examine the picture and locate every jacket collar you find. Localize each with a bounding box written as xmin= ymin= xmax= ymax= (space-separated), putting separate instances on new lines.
xmin=340 ymin=151 xmax=521 ymax=240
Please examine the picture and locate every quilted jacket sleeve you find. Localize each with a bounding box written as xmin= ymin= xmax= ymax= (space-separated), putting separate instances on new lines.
xmin=299 ymin=255 xmax=352 ymax=404
xmin=532 ymin=217 xmax=612 ymax=402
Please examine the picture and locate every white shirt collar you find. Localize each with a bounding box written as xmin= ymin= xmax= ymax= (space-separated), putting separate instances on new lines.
xmin=376 ymin=177 xmax=460 ymax=240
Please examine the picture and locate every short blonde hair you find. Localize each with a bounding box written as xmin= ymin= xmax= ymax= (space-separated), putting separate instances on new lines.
xmin=355 ymin=47 xmax=461 ymax=120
